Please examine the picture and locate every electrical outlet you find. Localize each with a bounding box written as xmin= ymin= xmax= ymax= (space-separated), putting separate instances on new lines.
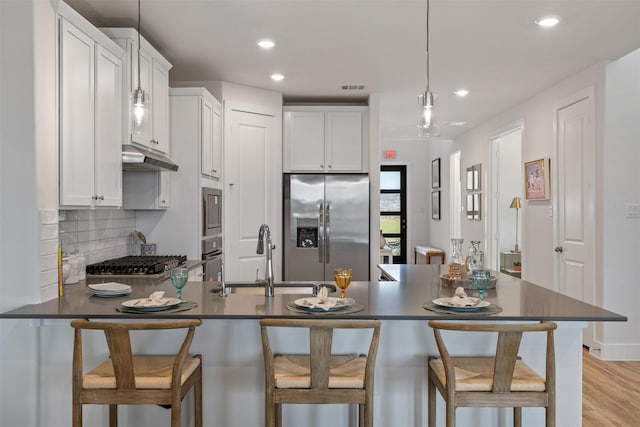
xmin=625 ymin=203 xmax=640 ymax=218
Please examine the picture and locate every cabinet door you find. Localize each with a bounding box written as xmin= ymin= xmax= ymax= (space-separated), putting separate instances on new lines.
xmin=94 ymin=44 xmax=123 ymax=207
xmin=283 ymin=111 xmax=325 ymax=172
xmin=201 ymin=97 xmax=215 ymax=177
xmin=158 ymin=171 xmax=171 ymax=208
xmin=59 ymin=18 xmax=95 ymax=206
xmin=211 ymin=103 xmax=222 ymax=179
xmin=326 ymin=111 xmax=363 ymax=171
xmin=151 ymin=59 xmax=170 ymax=153
xmin=131 ymin=49 xmax=152 ymax=146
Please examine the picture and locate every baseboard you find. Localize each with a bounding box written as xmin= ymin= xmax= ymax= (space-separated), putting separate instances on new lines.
xmin=598 ymin=342 xmax=640 ymax=361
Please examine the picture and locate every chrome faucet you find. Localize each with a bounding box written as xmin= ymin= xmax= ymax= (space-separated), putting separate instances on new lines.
xmin=256 ymin=224 xmax=275 ymax=297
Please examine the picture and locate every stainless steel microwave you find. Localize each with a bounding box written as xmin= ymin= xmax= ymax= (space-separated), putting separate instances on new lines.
xmin=202 ymin=187 xmax=222 ymax=237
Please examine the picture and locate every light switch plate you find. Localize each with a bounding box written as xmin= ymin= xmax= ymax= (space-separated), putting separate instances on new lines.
xmin=625 ymin=203 xmax=640 ymax=218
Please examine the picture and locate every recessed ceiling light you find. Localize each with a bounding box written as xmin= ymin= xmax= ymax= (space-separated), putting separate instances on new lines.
xmin=448 ymin=121 xmax=467 ymax=127
xmin=270 ymin=74 xmax=284 ymax=81
xmin=535 ymin=16 xmax=560 ymax=28
xmin=454 ymin=89 xmax=469 ymax=97
xmin=258 ymin=39 xmax=275 ymax=49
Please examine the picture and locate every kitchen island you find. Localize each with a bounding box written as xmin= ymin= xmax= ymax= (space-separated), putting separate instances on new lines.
xmin=0 ymin=265 xmax=626 ymax=427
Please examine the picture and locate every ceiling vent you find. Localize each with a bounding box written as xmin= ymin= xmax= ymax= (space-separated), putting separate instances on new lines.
xmin=341 ymin=84 xmax=366 ymax=91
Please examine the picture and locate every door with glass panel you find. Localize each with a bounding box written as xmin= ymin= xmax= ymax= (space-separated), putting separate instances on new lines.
xmin=380 ymin=166 xmax=407 ymax=263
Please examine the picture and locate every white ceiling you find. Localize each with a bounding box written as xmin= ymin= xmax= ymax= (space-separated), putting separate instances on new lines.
xmin=65 ymin=0 xmax=640 ymax=139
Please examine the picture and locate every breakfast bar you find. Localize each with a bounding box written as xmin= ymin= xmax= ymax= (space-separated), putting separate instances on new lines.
xmin=0 ymin=265 xmax=626 ymax=427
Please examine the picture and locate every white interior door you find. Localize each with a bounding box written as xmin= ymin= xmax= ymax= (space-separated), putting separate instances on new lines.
xmin=224 ymin=106 xmax=279 ymax=281
xmin=555 ymin=89 xmax=597 ymax=349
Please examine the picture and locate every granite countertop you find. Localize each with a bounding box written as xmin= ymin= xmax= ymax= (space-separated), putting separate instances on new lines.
xmin=0 ymin=264 xmax=626 ymax=322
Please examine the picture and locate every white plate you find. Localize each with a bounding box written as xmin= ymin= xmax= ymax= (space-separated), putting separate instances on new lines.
xmin=122 ymin=298 xmax=180 ymax=311
xmin=432 ymin=298 xmax=490 ymax=311
xmin=88 ymin=282 xmax=132 ymax=292
xmin=294 ymin=297 xmax=355 ymax=312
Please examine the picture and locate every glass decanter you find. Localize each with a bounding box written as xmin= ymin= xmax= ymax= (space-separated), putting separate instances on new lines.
xmin=467 ymin=240 xmax=481 ymax=273
xmin=448 ymin=238 xmax=467 ymax=279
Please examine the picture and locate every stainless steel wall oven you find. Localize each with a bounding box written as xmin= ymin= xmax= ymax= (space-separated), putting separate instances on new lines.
xmin=202 ymin=187 xmax=223 ymax=282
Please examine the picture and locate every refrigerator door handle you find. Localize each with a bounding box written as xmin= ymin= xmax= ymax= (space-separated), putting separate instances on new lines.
xmin=325 ymin=202 xmax=331 ymax=264
xmin=318 ymin=203 xmax=324 ymax=264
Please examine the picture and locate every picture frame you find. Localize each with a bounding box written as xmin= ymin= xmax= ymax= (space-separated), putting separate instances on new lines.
xmin=432 ymin=158 xmax=441 ymax=188
xmin=466 ymin=194 xmax=474 ymax=219
xmin=473 ymin=163 xmax=481 ymax=191
xmin=473 ymin=193 xmax=481 ymax=220
xmin=524 ymin=158 xmax=550 ymax=200
xmin=466 ymin=166 xmax=474 ymax=191
xmin=431 ymin=190 xmax=440 ymax=220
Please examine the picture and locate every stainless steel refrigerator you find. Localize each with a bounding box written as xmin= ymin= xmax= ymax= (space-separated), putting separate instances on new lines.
xmin=284 ymin=174 xmax=370 ymax=281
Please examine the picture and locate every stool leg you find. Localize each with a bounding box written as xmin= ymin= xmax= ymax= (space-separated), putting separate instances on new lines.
xmin=427 ymin=376 xmax=436 ymax=427
xmin=109 ymin=405 xmax=117 ymax=427
xmin=195 ymin=366 xmax=203 ymax=427
xmin=514 ymin=407 xmax=522 ymax=427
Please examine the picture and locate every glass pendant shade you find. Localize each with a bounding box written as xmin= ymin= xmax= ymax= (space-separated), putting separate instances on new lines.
xmin=417 ymin=90 xmax=437 ymax=136
xmin=133 ymin=87 xmax=146 ymax=126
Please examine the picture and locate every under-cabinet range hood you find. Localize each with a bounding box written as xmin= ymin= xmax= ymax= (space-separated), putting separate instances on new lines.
xmin=121 ymin=144 xmax=179 ymax=172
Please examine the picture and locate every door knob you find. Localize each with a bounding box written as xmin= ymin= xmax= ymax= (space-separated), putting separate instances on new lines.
xmin=554 ymin=246 xmax=563 ymax=253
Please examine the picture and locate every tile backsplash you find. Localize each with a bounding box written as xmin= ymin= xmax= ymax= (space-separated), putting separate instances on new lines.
xmin=59 ymin=209 xmax=137 ymax=264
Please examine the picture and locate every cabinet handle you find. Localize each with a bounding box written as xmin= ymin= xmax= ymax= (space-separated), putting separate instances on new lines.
xmin=328 ymin=165 xmax=332 ymax=168
xmin=99 ymin=195 xmax=104 ymax=201
xmin=320 ymin=164 xmax=324 ymax=169
xmin=91 ymin=195 xmax=98 ymax=200
xmin=554 ymin=246 xmax=563 ymax=253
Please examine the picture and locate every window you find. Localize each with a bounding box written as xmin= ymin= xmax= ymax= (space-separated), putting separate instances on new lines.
xmin=380 ymin=165 xmax=407 ymax=263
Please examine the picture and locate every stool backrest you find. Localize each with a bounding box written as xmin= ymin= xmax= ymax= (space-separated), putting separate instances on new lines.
xmin=428 ymin=320 xmax=556 ymax=393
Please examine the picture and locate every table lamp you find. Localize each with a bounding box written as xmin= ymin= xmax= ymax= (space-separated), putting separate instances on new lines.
xmin=510 ymin=197 xmax=521 ymax=252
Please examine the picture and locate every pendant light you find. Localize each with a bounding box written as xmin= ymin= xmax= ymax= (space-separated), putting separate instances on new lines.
xmin=417 ymin=0 xmax=437 ymax=136
xmin=133 ymin=0 xmax=146 ymax=127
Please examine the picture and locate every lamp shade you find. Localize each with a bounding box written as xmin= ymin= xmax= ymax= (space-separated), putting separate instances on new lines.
xmin=510 ymin=197 xmax=521 ymax=209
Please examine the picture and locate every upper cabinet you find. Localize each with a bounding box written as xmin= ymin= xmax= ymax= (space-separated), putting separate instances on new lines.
xmin=283 ymin=106 xmax=369 ymax=173
xmin=201 ymin=93 xmax=223 ymax=179
xmin=100 ymin=28 xmax=173 ymax=155
xmin=58 ymin=10 xmax=123 ymax=208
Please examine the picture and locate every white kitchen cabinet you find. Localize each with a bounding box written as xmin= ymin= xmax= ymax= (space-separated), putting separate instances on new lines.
xmin=122 ymin=171 xmax=170 ymax=210
xmin=58 ymin=16 xmax=123 ymax=208
xmin=201 ymin=94 xmax=223 ymax=179
xmin=101 ymin=28 xmax=173 ymax=154
xmin=283 ymin=106 xmax=368 ymax=173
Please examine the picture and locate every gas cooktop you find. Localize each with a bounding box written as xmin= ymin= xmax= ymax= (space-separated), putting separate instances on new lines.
xmin=86 ymin=255 xmax=188 ymax=278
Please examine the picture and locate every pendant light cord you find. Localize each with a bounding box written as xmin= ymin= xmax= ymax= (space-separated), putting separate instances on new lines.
xmin=425 ymin=0 xmax=430 ymax=92
xmin=137 ymin=0 xmax=141 ymax=90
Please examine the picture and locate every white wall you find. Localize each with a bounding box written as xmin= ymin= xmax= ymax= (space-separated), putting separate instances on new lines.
xmin=601 ymin=49 xmax=640 ymax=359
xmin=1 ymin=1 xmax=56 ymax=425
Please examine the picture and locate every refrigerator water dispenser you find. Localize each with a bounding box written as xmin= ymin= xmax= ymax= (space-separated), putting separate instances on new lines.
xmin=296 ymin=218 xmax=318 ymax=248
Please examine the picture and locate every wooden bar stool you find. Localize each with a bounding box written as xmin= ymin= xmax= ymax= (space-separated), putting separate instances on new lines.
xmin=70 ymin=319 xmax=203 ymax=427
xmin=427 ymin=320 xmax=556 ymax=427
xmin=259 ymin=318 xmax=381 ymax=427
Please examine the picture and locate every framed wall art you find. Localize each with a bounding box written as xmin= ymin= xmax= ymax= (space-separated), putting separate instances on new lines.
xmin=432 ymin=190 xmax=440 ymax=220
xmin=432 ymin=158 xmax=441 ymax=188
xmin=524 ymin=158 xmax=550 ymax=200
xmin=466 ymin=166 xmax=474 ymax=191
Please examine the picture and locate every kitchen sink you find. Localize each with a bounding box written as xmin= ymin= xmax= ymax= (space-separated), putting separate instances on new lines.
xmin=210 ymin=281 xmax=337 ymax=296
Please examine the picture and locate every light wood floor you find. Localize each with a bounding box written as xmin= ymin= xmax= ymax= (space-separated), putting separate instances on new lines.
xmin=583 ymin=347 xmax=640 ymax=427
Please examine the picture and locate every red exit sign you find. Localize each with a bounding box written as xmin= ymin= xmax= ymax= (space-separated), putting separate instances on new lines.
xmin=384 ymin=150 xmax=396 ymax=159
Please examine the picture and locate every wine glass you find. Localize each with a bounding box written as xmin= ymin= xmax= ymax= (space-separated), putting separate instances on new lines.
xmin=334 ymin=268 xmax=352 ymax=298
xmin=470 ymin=268 xmax=491 ymax=300
xmin=170 ymin=267 xmax=189 ymax=302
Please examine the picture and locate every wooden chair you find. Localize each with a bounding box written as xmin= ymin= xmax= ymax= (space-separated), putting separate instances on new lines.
xmin=70 ymin=319 xmax=203 ymax=427
xmin=259 ymin=318 xmax=381 ymax=427
xmin=427 ymin=320 xmax=557 ymax=427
